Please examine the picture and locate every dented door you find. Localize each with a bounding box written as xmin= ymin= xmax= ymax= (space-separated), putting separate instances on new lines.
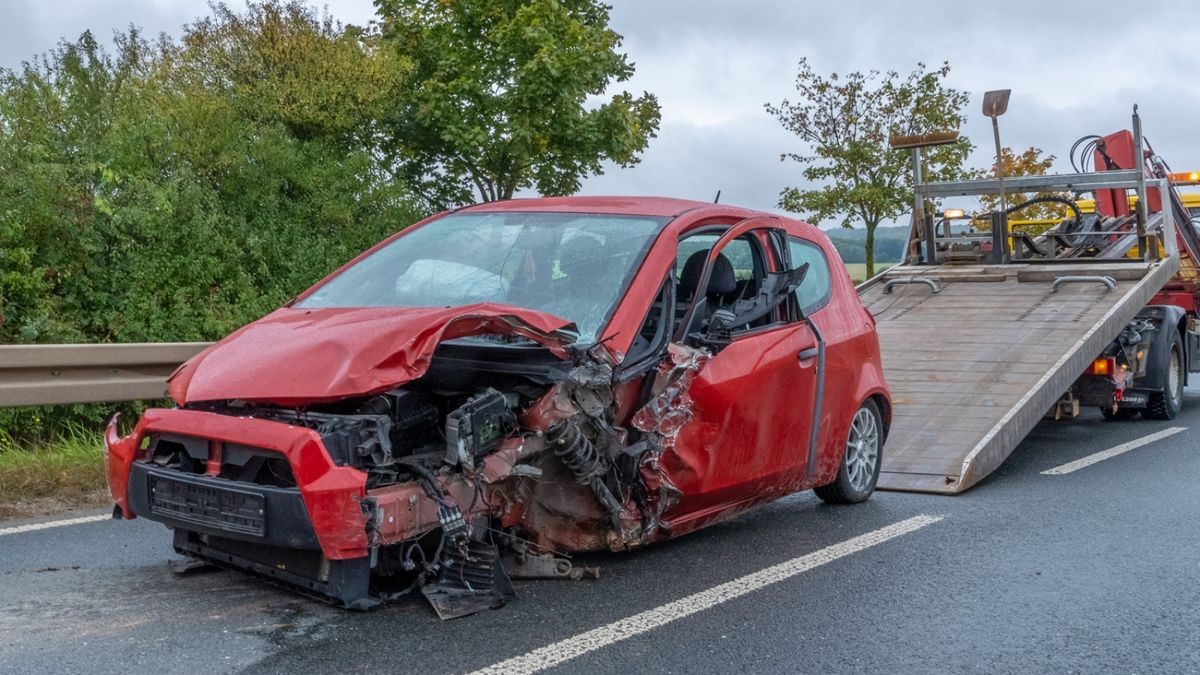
xmin=659 ymin=220 xmax=821 ymax=530
xmin=662 ymin=321 xmax=820 ymax=525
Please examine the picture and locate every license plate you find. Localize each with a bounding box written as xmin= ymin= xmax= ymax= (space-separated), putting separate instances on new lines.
xmin=1121 ymin=391 xmax=1149 ymax=407
xmin=148 ymin=474 xmax=266 ymax=537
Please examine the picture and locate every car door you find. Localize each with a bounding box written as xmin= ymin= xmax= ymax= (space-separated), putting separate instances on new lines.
xmin=660 ymin=219 xmax=824 ymax=528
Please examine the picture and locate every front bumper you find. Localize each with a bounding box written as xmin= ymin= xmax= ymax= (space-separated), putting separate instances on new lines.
xmin=105 ymin=407 xmax=506 ymax=610
xmin=105 ymin=408 xmax=370 ymax=560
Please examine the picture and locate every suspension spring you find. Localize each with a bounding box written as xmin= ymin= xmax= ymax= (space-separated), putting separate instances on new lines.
xmin=548 ymin=420 xmax=608 ymax=484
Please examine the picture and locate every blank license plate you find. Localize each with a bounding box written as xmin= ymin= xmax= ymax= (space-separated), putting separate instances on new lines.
xmin=148 ymin=473 xmax=266 ymax=537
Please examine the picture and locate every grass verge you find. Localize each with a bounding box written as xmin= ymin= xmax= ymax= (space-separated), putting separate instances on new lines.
xmin=843 ymin=262 xmax=896 ymax=284
xmin=0 ymin=426 xmax=110 ymax=520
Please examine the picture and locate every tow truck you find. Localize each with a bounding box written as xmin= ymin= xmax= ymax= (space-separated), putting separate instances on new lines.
xmin=861 ymin=106 xmax=1200 ymax=493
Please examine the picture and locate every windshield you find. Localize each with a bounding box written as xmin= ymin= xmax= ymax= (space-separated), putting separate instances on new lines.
xmin=294 ymin=211 xmax=668 ymax=342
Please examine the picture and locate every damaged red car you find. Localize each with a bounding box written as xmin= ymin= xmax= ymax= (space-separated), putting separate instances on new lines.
xmin=106 ymin=196 xmax=890 ymax=618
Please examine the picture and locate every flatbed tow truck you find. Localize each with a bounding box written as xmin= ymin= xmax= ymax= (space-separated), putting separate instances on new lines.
xmin=861 ymin=107 xmax=1200 ymax=494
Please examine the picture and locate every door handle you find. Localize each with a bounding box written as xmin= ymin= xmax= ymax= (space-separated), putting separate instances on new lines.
xmin=797 ymin=347 xmax=820 ymax=362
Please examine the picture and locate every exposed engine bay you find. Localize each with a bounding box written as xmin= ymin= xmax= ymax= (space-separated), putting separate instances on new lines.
xmin=140 ymin=334 xmax=709 ymax=618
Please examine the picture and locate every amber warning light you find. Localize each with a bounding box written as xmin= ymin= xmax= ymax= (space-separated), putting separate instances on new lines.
xmin=1169 ymin=171 xmax=1200 ymax=185
xmin=1088 ymin=357 xmax=1115 ymax=376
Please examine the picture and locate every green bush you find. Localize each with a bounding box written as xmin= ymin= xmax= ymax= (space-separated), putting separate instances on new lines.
xmin=0 ymin=4 xmax=425 ymax=442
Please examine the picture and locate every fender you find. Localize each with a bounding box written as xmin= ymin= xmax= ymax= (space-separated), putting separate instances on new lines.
xmin=1134 ymin=305 xmax=1188 ymax=391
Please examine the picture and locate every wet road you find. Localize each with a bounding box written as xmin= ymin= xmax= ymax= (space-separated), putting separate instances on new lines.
xmin=3 ymin=388 xmax=1200 ymax=674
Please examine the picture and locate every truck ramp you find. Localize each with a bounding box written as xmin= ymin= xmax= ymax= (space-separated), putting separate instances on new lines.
xmin=860 ymin=257 xmax=1179 ymax=494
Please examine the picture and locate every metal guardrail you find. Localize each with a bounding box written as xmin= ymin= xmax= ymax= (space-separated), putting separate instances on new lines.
xmin=0 ymin=343 xmax=211 ymax=407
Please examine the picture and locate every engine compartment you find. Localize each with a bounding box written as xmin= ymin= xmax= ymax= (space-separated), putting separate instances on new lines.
xmin=140 ymin=330 xmax=711 ymax=618
xmin=184 ymin=337 xmax=570 ymax=488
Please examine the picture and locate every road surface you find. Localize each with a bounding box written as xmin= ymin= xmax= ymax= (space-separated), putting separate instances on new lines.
xmin=3 ymin=388 xmax=1199 ymax=674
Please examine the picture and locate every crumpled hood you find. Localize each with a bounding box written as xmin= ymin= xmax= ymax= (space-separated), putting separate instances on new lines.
xmin=168 ymin=303 xmax=577 ymax=405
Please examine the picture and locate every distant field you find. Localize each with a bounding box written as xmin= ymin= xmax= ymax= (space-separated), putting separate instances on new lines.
xmin=844 ymin=262 xmax=895 ymax=283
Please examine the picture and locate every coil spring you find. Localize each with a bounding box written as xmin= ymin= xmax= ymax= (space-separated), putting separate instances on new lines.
xmin=549 ymin=421 xmax=607 ymax=483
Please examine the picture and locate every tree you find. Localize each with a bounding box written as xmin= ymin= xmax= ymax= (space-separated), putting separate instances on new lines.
xmin=767 ymin=59 xmax=973 ymax=276
xmin=174 ymin=2 xmax=409 ymax=145
xmin=971 ymin=146 xmax=1066 ymax=234
xmin=375 ymin=0 xmax=661 ymax=208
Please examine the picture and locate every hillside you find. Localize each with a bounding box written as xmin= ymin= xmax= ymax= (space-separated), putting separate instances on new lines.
xmin=822 ymin=225 xmax=908 ymax=263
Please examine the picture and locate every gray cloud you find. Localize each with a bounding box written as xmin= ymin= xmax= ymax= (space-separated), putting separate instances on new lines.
xmin=577 ymin=115 xmax=801 ymax=211
xmin=0 ymin=0 xmax=195 ymax=68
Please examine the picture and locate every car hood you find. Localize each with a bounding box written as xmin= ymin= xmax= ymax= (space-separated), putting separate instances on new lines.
xmin=168 ymin=303 xmax=578 ymax=405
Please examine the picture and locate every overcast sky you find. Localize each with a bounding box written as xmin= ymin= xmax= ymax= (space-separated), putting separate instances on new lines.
xmin=3 ymin=0 xmax=1198 ymax=224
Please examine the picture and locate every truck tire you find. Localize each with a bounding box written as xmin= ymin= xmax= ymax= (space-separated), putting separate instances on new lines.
xmin=815 ymin=399 xmax=882 ymax=504
xmin=1145 ymin=331 xmax=1184 ymax=420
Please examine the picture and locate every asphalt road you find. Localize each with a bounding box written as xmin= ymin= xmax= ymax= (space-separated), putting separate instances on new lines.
xmin=3 ymin=388 xmax=1200 ymax=674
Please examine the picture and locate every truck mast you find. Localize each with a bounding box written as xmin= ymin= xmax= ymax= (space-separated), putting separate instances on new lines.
xmin=1084 ymin=124 xmax=1200 ymax=314
xmin=858 ymin=104 xmax=1199 ymax=494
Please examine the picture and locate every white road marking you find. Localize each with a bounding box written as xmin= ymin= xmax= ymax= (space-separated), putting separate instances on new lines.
xmin=1042 ymin=426 xmax=1188 ymax=476
xmin=0 ymin=513 xmax=111 ymax=537
xmin=468 ymin=514 xmax=943 ymax=675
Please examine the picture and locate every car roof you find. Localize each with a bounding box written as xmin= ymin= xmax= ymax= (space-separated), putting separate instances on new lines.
xmin=456 ymin=195 xmax=766 ymax=219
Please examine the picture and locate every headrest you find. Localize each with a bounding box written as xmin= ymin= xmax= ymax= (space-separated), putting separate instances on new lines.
xmin=559 ymin=234 xmax=604 ymax=276
xmin=679 ymin=249 xmax=737 ymax=298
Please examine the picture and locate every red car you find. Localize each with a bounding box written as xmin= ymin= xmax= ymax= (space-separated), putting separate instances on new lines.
xmin=106 ymin=196 xmax=889 ymax=617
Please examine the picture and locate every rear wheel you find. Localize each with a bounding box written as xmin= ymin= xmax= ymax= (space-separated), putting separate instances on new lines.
xmin=815 ymin=400 xmax=882 ymax=504
xmin=1146 ymin=331 xmax=1184 ymax=420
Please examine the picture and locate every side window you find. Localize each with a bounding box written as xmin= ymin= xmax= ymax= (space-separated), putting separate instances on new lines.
xmin=787 ymin=236 xmax=832 ymax=316
xmin=674 ymin=227 xmax=777 ymax=342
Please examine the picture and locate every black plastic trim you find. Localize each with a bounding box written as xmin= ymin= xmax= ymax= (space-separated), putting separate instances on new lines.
xmin=128 ymin=462 xmax=322 ymax=550
xmin=173 ymin=530 xmax=377 ymax=610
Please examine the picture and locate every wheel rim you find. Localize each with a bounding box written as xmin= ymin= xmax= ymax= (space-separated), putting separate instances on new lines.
xmin=845 ymin=407 xmax=880 ymax=492
xmin=1169 ymin=345 xmax=1182 ymax=407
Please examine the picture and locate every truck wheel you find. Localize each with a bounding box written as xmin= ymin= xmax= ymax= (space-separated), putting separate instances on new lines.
xmin=1145 ymin=331 xmax=1184 ymax=420
xmin=815 ymin=400 xmax=882 ymax=504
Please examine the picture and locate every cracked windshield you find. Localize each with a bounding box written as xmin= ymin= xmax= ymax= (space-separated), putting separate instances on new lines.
xmin=296 ymin=212 xmax=667 ymax=342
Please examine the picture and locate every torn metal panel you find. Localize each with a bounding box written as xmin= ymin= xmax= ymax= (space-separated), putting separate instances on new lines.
xmin=632 ymin=344 xmax=710 ymax=448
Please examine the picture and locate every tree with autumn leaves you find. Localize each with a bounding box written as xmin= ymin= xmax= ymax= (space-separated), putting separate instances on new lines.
xmin=973 ymin=146 xmax=1068 ymax=232
xmin=768 ymin=60 xmax=973 ymax=277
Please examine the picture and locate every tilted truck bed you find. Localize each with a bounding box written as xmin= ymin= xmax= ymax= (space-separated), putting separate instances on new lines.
xmin=859 ymin=256 xmax=1180 ymax=494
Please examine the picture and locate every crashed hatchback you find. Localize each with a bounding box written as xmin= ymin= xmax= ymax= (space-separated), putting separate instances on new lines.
xmin=106 ymin=196 xmax=890 ymax=617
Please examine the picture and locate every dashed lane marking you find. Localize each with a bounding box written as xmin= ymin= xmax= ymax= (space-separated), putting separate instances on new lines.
xmin=0 ymin=513 xmax=111 ymax=537
xmin=1041 ymin=426 xmax=1187 ymax=476
xmin=467 ymin=514 xmax=944 ymax=675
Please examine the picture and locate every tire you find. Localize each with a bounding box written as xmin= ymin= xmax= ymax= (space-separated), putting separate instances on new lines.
xmin=1100 ymin=405 xmax=1139 ymax=421
xmin=815 ymin=399 xmax=882 ymax=504
xmin=1145 ymin=331 xmax=1184 ymax=420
